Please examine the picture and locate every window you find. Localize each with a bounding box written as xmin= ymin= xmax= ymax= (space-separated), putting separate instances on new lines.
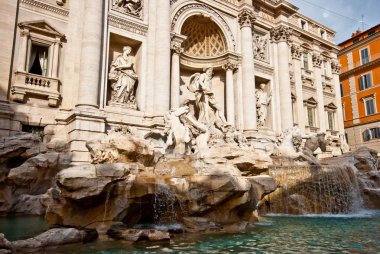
xmin=28 ymin=44 xmax=50 ymax=76
xmin=359 ymin=73 xmax=372 ymax=90
xmin=363 ymin=127 xmax=380 ymax=142
xmin=307 ymin=107 xmax=315 ymax=127
xmin=353 ymin=38 xmax=359 ymax=44
xmin=302 ymin=52 xmax=309 ymax=70
xmin=327 ymin=111 xmax=335 ymax=130
xmin=345 ymin=133 xmax=348 ymax=143
xmin=320 ymin=30 xmax=326 ymax=39
xmin=360 ymin=48 xmax=370 ymax=64
xmin=323 ymin=60 xmax=328 ymax=76
xmin=340 ymin=83 xmax=343 ymax=97
xmin=301 ymin=20 xmax=307 ymax=30
xmin=364 ymin=98 xmax=376 ymax=115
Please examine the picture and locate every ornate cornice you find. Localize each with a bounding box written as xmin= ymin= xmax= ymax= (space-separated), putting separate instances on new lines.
xmin=21 ymin=0 xmax=69 ymax=17
xmin=270 ymin=25 xmax=292 ymax=44
xmin=312 ymin=53 xmax=323 ymax=68
xmin=108 ymin=14 xmax=148 ymax=36
xmin=238 ymin=9 xmax=255 ymax=28
xmin=291 ymin=44 xmax=302 ymax=59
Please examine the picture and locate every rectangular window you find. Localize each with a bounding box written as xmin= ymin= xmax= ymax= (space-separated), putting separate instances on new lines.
xmin=360 ymin=48 xmax=370 ymax=64
xmin=359 ymin=73 xmax=372 ymax=90
xmin=303 ymin=53 xmax=309 ymax=70
xmin=320 ymin=30 xmax=325 ymax=39
xmin=340 ymin=83 xmax=343 ymax=97
xmin=353 ymin=38 xmax=360 ymax=44
xmin=368 ymin=31 xmax=376 ymax=37
xmin=365 ymin=98 xmax=376 ymax=115
xmin=28 ymin=44 xmax=50 ymax=76
xmin=327 ymin=111 xmax=334 ymax=130
xmin=301 ymin=20 xmax=307 ymax=30
xmin=307 ymin=107 xmax=315 ymax=127
xmin=363 ymin=127 xmax=380 ymax=142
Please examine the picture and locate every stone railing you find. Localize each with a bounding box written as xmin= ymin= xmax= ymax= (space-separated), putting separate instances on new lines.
xmin=11 ymin=72 xmax=60 ymax=107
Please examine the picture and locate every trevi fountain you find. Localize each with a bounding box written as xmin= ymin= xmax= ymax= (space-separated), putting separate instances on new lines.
xmin=0 ymin=0 xmax=379 ymax=253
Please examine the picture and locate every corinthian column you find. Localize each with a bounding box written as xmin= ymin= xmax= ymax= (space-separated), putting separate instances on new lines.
xmin=223 ymin=61 xmax=238 ymax=125
xmin=154 ymin=0 xmax=171 ymax=114
xmin=312 ymin=53 xmax=326 ymax=132
xmin=271 ymin=25 xmax=293 ymax=130
xmin=76 ymin=0 xmax=103 ymax=108
xmin=238 ymin=9 xmax=257 ymax=131
xmin=291 ymin=44 xmax=305 ymax=134
xmin=170 ymin=34 xmax=186 ymax=109
xmin=331 ymin=61 xmax=344 ymax=135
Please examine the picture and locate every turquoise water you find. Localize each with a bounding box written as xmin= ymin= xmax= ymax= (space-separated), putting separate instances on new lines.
xmin=1 ymin=210 xmax=380 ymax=253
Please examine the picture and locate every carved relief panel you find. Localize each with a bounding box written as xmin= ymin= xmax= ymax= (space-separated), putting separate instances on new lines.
xmin=111 ymin=0 xmax=143 ymax=19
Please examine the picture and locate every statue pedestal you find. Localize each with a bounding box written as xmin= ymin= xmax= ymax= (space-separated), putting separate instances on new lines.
xmin=108 ymin=101 xmax=138 ymax=111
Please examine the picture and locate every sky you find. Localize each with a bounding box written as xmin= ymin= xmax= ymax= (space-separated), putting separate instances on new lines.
xmin=286 ymin=0 xmax=380 ymax=44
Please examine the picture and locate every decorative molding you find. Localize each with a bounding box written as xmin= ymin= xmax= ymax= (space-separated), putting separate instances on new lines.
xmin=111 ymin=0 xmax=143 ymax=20
xmin=222 ymin=59 xmax=238 ymax=71
xmin=331 ymin=61 xmax=341 ymax=75
xmin=238 ymin=9 xmax=255 ymax=28
xmin=270 ymin=25 xmax=292 ymax=44
xmin=108 ymin=14 xmax=148 ymax=36
xmin=312 ymin=53 xmax=323 ymax=68
xmin=291 ymin=44 xmax=302 ymax=59
xmin=170 ymin=34 xmax=186 ymax=55
xmin=253 ymin=34 xmax=269 ymax=62
xmin=171 ymin=3 xmax=236 ymax=51
xmin=21 ymin=0 xmax=69 ymax=17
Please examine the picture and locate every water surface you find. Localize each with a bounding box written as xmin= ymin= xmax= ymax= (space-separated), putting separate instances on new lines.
xmin=1 ymin=210 xmax=379 ymax=253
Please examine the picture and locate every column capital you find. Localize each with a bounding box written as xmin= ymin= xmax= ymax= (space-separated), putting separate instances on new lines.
xmin=238 ymin=9 xmax=255 ymax=28
xmin=331 ymin=61 xmax=341 ymax=74
xmin=222 ymin=60 xmax=238 ymax=71
xmin=270 ymin=25 xmax=292 ymax=44
xmin=291 ymin=44 xmax=302 ymax=60
xmin=312 ymin=53 xmax=323 ymax=68
xmin=170 ymin=33 xmax=187 ymax=55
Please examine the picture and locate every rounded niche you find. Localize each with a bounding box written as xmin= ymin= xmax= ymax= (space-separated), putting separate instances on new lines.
xmin=181 ymin=15 xmax=227 ymax=58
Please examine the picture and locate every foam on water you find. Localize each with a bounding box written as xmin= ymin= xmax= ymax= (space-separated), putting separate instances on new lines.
xmin=265 ymin=209 xmax=379 ymax=218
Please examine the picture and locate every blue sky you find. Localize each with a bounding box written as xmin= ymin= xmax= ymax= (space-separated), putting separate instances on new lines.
xmin=287 ymin=0 xmax=380 ymax=44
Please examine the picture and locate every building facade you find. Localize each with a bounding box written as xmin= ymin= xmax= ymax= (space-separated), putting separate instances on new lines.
xmin=339 ymin=24 xmax=380 ymax=151
xmin=0 ymin=0 xmax=344 ymax=163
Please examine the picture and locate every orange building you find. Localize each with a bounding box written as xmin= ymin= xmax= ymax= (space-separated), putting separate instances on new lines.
xmin=339 ymin=24 xmax=380 ymax=151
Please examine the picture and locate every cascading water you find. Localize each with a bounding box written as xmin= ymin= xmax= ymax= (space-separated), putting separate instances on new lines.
xmin=264 ymin=165 xmax=363 ymax=214
xmin=153 ymin=182 xmax=178 ymax=224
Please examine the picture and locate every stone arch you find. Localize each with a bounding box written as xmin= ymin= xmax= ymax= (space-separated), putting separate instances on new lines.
xmin=171 ymin=3 xmax=236 ymax=52
xmin=181 ymin=15 xmax=227 ymax=57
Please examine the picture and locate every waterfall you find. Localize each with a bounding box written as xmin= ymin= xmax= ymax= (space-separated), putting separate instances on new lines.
xmin=265 ymin=166 xmax=363 ymax=214
xmin=153 ymin=182 xmax=178 ymax=224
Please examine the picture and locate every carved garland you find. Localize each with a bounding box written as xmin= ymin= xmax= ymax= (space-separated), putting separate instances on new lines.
xmin=171 ymin=3 xmax=236 ymax=51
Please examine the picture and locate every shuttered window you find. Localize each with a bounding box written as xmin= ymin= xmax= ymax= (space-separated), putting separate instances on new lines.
xmin=359 ymin=73 xmax=372 ymax=90
xmin=360 ymin=48 xmax=370 ymax=64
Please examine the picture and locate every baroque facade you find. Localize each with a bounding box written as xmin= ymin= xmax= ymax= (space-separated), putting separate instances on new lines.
xmin=0 ymin=0 xmax=345 ymax=163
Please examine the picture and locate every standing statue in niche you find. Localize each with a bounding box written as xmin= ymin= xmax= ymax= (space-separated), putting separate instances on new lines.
xmin=256 ymin=83 xmax=271 ymax=127
xmin=187 ymin=66 xmax=229 ymax=128
xmin=109 ymin=46 xmax=138 ymax=109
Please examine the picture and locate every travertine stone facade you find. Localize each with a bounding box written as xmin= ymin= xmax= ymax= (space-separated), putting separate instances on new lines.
xmin=0 ymin=0 xmax=344 ymax=163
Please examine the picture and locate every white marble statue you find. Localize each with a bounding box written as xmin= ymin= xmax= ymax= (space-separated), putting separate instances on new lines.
xmin=109 ymin=46 xmax=138 ymax=109
xmin=164 ymin=106 xmax=209 ymax=155
xmin=187 ymin=66 xmax=228 ymax=128
xmin=256 ymin=83 xmax=271 ymax=127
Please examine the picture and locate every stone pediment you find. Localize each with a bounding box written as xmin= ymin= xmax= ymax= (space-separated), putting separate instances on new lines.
xmin=324 ymin=102 xmax=337 ymax=110
xmin=303 ymin=97 xmax=318 ymax=106
xmin=18 ymin=20 xmax=65 ymax=38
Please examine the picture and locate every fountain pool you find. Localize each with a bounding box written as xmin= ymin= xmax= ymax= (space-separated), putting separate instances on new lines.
xmin=1 ymin=210 xmax=379 ymax=253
